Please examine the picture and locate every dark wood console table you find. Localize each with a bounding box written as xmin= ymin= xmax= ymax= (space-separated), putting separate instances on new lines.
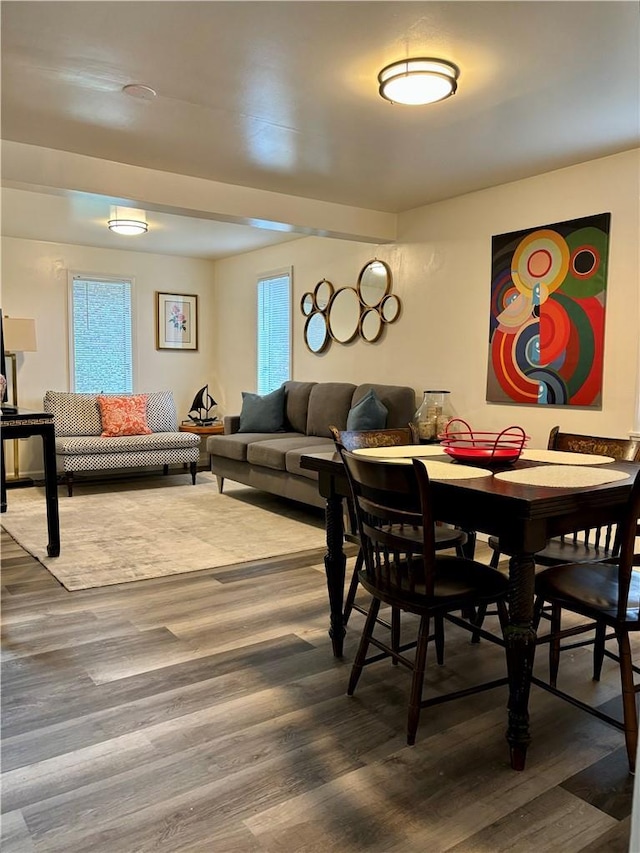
xmin=1 ymin=408 xmax=60 ymax=557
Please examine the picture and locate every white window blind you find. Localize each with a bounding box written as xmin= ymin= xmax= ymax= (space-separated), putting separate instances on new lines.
xmin=70 ymin=276 xmax=133 ymax=393
xmin=257 ymin=270 xmax=291 ymax=394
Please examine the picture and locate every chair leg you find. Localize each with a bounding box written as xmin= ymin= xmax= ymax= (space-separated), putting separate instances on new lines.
xmin=347 ymin=598 xmax=381 ymax=696
xmin=460 ymin=529 xmax=476 ymax=559
xmin=593 ymin=621 xmax=607 ymax=681
xmin=343 ymin=550 xmax=364 ymax=625
xmin=391 ymin=606 xmax=401 ymax=665
xmin=407 ymin=614 xmax=431 ymax=746
xmin=496 ymin=599 xmax=509 ymax=634
xmin=435 ymin=614 xmax=445 ymax=665
xmin=163 ymin=464 xmax=169 ymax=475
xmin=215 ymin=475 xmax=224 ymax=493
xmin=189 ymin=462 xmax=197 ymax=484
xmin=616 ymin=629 xmax=638 ymax=773
xmin=549 ymin=603 xmax=562 ymax=687
xmin=65 ymin=472 xmax=74 ymax=498
xmin=471 ymin=603 xmax=488 ymax=644
xmin=533 ymin=594 xmax=545 ymax=630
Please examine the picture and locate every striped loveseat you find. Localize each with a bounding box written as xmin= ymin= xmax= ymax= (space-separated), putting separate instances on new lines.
xmin=44 ymin=390 xmax=200 ymax=496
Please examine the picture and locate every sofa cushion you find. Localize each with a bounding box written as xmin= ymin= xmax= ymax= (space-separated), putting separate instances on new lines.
xmin=352 ymin=383 xmax=416 ymax=429
xmin=285 ymin=440 xmax=338 ymax=479
xmin=44 ymin=391 xmax=102 ymax=436
xmin=146 ymin=390 xmax=179 ymax=432
xmin=306 ymin=382 xmax=356 ymax=438
xmin=283 ymin=381 xmax=317 ymax=433
xmin=55 ymin=431 xmax=200 ymax=456
xmin=247 ymin=436 xmax=329 ymax=471
xmin=238 ymin=387 xmax=286 ymax=433
xmin=97 ymin=394 xmax=152 ymax=437
xmin=207 ymin=432 xmax=301 ymax=462
xmin=346 ymin=388 xmax=388 ymax=430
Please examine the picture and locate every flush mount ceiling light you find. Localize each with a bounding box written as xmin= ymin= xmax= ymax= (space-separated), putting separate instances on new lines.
xmin=122 ymin=83 xmax=157 ymax=100
xmin=108 ymin=206 xmax=148 ymax=236
xmin=378 ymin=57 xmax=459 ymax=106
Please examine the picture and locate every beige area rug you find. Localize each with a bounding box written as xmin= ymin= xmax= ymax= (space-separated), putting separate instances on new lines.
xmin=1 ymin=474 xmax=327 ymax=591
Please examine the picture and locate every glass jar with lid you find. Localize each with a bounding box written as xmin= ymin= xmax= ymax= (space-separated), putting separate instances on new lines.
xmin=413 ymin=390 xmax=453 ymax=442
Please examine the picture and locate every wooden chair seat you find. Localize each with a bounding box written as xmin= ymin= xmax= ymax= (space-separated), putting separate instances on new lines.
xmin=487 ymin=532 xmax=618 ymax=568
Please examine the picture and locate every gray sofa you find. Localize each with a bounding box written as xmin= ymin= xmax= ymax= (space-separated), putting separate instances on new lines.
xmin=206 ymin=381 xmax=416 ymax=509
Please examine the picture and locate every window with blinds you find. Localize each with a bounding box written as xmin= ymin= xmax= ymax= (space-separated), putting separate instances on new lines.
xmin=69 ymin=275 xmax=134 ymax=393
xmin=257 ymin=269 xmax=292 ymax=394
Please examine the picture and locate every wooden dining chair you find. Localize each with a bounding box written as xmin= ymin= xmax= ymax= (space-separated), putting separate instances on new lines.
xmin=532 ymin=468 xmax=640 ymax=772
xmin=472 ymin=429 xmax=640 ymax=644
xmin=488 ymin=427 xmax=640 ymax=569
xmin=329 ymin=426 xmax=468 ymax=628
xmin=340 ymin=449 xmax=509 ymax=745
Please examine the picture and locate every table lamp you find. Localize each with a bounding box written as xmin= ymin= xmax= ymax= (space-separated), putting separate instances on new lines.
xmin=3 ymin=317 xmax=38 ymax=484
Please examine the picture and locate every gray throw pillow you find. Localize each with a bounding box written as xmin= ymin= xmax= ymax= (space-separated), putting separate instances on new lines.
xmin=346 ymin=389 xmax=388 ymax=430
xmin=238 ymin=386 xmax=286 ymax=433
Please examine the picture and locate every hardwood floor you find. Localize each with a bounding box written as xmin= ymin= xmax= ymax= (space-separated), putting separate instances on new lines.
xmin=1 ymin=527 xmax=636 ymax=852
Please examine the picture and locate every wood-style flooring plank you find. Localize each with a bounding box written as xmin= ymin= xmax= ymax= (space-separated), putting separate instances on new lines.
xmin=1 ymin=526 xmax=636 ymax=853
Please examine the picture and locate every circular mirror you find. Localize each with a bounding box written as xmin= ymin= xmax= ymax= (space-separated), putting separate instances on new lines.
xmin=313 ymin=279 xmax=334 ymax=310
xmin=304 ymin=312 xmax=330 ymax=353
xmin=360 ymin=309 xmax=383 ymax=343
xmin=300 ymin=292 xmax=314 ymax=316
xmin=357 ymin=259 xmax=391 ymax=308
xmin=381 ymin=293 xmax=401 ymax=323
xmin=328 ymin=287 xmax=361 ymax=344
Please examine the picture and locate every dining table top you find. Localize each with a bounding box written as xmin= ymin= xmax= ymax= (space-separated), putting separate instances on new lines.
xmin=301 ymin=446 xmax=638 ymax=507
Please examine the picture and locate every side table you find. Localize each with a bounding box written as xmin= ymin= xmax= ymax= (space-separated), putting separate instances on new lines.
xmin=179 ymin=422 xmax=224 ymax=470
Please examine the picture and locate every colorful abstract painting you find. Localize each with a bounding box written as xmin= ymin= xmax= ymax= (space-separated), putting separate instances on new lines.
xmin=487 ymin=213 xmax=610 ymax=407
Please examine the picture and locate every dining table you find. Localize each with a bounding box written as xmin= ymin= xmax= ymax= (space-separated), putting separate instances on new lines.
xmin=300 ymin=445 xmax=639 ymax=771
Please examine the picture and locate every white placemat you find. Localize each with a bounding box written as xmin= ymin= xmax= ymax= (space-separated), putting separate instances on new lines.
xmin=352 ymin=448 xmax=489 ymax=478
xmin=520 ymin=449 xmax=615 ymax=465
xmin=353 ymin=445 xmax=447 ymax=459
xmin=494 ymin=465 xmax=630 ymax=488
xmin=415 ymin=459 xmax=492 ymax=480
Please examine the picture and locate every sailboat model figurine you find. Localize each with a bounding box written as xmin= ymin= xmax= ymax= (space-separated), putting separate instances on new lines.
xmin=188 ymin=385 xmax=218 ymax=425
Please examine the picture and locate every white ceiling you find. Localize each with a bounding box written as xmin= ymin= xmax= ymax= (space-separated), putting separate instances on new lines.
xmin=1 ymin=1 xmax=638 ymax=259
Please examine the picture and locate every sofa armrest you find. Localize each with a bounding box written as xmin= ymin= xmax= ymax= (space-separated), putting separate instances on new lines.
xmin=224 ymin=415 xmax=240 ymax=434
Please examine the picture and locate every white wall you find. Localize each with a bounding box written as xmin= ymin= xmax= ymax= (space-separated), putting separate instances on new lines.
xmin=1 ymin=238 xmax=216 ymax=477
xmin=2 ymin=150 xmax=638 ymax=477
xmin=213 ymin=150 xmax=640 ymax=448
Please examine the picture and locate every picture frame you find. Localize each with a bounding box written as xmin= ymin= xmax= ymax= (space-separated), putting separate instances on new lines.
xmin=156 ymin=292 xmax=198 ymax=350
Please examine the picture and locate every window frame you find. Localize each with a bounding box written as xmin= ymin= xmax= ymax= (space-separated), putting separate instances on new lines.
xmin=67 ymin=271 xmax=138 ymax=393
xmin=256 ymin=266 xmax=292 ymax=395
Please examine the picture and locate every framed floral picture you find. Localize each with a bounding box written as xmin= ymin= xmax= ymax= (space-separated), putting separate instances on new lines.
xmin=156 ymin=292 xmax=198 ymax=350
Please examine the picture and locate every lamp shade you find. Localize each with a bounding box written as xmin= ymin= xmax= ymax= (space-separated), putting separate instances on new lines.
xmin=3 ymin=317 xmax=37 ymax=353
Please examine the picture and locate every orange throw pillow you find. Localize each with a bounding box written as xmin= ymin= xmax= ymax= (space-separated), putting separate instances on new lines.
xmin=97 ymin=394 xmax=152 ymax=437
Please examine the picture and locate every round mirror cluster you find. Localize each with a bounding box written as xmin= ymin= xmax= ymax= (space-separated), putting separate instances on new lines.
xmin=301 ymin=260 xmax=402 ymax=353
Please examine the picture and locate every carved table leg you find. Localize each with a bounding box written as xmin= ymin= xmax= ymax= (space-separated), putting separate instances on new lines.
xmin=504 ymin=551 xmax=537 ymax=770
xmin=324 ymin=493 xmax=346 ymax=658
